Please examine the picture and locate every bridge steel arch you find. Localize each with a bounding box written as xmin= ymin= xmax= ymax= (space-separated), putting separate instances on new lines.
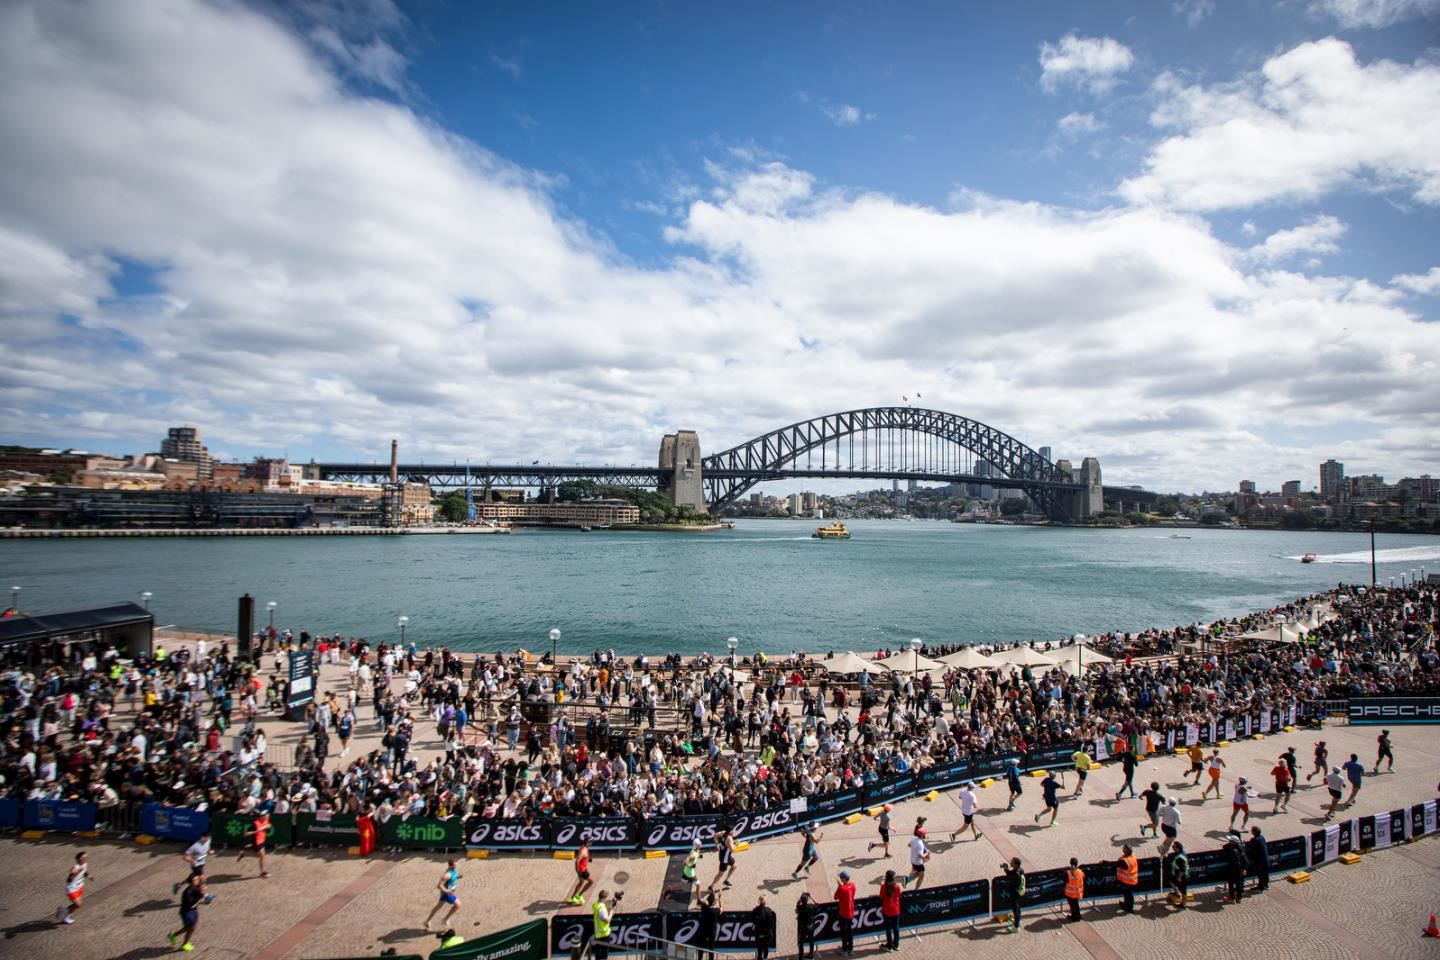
xmin=700 ymin=406 xmax=1074 ymax=518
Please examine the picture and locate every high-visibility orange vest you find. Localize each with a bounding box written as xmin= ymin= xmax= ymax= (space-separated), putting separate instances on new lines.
xmin=1117 ymin=855 xmax=1139 ymax=887
xmin=1064 ymin=868 xmax=1085 ymax=900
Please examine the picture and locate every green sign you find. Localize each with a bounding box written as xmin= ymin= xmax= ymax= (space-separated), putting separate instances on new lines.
xmin=431 ymin=920 xmax=547 ymax=960
xmin=212 ymin=811 xmax=293 ymax=848
xmin=382 ymin=816 xmax=465 ymax=849
xmin=293 ymin=812 xmax=360 ymax=845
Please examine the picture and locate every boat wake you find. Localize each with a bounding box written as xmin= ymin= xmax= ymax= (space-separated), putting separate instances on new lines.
xmin=1283 ymin=545 xmax=1440 ymax=565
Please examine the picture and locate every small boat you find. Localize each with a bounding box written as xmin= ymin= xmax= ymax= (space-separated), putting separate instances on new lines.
xmin=1300 ymin=552 xmax=1316 ymax=563
xmin=578 ymin=525 xmax=592 ymax=533
xmin=1169 ymin=534 xmax=1191 ymax=539
xmin=812 ymin=522 xmax=851 ymax=540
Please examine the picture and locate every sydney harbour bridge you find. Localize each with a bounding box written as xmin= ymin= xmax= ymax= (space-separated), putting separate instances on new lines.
xmin=316 ymin=406 xmax=1157 ymax=522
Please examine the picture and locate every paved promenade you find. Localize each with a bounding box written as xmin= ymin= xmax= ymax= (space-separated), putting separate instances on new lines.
xmin=3 ymin=641 xmax=1437 ymax=960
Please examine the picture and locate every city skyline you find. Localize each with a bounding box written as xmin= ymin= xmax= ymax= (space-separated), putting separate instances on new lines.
xmin=1 ymin=0 xmax=1438 ymax=493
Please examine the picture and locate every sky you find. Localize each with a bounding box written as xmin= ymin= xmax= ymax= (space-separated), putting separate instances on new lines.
xmin=1 ymin=0 xmax=1438 ymax=495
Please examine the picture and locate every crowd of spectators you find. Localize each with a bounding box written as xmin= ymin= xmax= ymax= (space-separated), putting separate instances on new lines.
xmin=0 ymin=582 xmax=1434 ymax=843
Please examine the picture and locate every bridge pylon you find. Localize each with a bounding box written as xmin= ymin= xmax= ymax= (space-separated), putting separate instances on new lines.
xmin=658 ymin=430 xmax=706 ymax=511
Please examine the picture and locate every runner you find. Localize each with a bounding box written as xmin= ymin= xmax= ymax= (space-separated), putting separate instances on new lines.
xmin=1228 ymin=776 xmax=1254 ymax=830
xmin=1004 ymin=759 xmax=1024 ymax=812
xmin=1186 ymin=742 xmax=1205 ymax=785
xmin=1322 ymin=766 xmax=1345 ymax=821
xmin=167 ymin=873 xmax=211 ymax=952
xmin=1306 ymin=740 xmax=1328 ymax=783
xmin=949 ymin=782 xmax=982 ymax=841
xmin=867 ymin=804 xmax=893 ymax=857
xmin=1200 ymin=750 xmax=1226 ymax=801
xmin=905 ymin=829 xmax=930 ymax=890
xmin=1138 ymin=781 xmax=1164 ymax=837
xmin=681 ymin=839 xmax=702 ymax=897
xmin=173 ymin=830 xmax=212 ymax=896
xmin=1070 ymin=747 xmax=1093 ymax=797
xmin=1159 ymin=798 xmax=1182 ymax=856
xmin=1283 ymin=745 xmax=1299 ymax=787
xmin=1374 ymin=729 xmax=1394 ymax=774
xmin=1114 ymin=747 xmax=1138 ymax=800
xmin=1271 ymin=755 xmax=1293 ymax=813
xmin=708 ymin=829 xmax=737 ymax=891
xmin=235 ymin=809 xmax=272 ymax=879
xmin=566 ymin=840 xmax=595 ymax=905
xmin=791 ymin=826 xmax=822 ymax=879
xmin=1342 ymin=752 xmax=1365 ymax=805
xmin=56 ymin=851 xmax=89 ymax=925
xmin=1034 ymin=770 xmax=1062 ymax=827
xmin=424 ymin=858 xmax=462 ymax=930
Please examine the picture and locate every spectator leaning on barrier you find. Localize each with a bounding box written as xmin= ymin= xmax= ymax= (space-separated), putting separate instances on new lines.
xmin=1116 ymin=845 xmax=1139 ymax=914
xmin=1064 ymin=856 xmax=1084 ymax=923
xmin=879 ymin=870 xmax=902 ymax=951
xmin=750 ymin=895 xmax=775 ymax=960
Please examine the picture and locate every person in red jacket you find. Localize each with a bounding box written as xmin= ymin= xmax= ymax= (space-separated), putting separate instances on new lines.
xmin=879 ymin=869 xmax=902 ymax=951
xmin=834 ymin=871 xmax=857 ymax=955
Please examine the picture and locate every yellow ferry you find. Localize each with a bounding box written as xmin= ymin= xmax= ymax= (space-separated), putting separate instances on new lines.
xmin=812 ymin=521 xmax=852 ymax=540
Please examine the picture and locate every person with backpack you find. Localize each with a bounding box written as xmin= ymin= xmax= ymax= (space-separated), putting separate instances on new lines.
xmin=1166 ymin=843 xmax=1189 ymax=908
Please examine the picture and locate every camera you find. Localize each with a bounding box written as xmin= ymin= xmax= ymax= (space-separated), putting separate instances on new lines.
xmin=613 ymin=891 xmax=626 ymax=903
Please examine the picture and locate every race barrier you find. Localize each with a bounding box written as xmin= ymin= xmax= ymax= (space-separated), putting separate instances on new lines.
xmin=140 ymin=803 xmax=210 ymax=841
xmin=1347 ymin=696 xmax=1440 ymax=725
xmin=0 ymin=797 xmax=20 ymax=829
xmin=432 ymin=919 xmax=547 ymax=960
xmin=23 ymin=799 xmax=97 ymax=832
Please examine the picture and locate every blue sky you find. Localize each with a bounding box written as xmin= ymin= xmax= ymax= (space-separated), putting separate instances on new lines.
xmin=1 ymin=0 xmax=1438 ymax=492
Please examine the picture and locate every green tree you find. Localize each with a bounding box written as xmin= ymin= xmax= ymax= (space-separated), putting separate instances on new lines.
xmin=1278 ymin=511 xmax=1313 ymax=530
xmin=435 ymin=491 xmax=467 ymax=522
xmin=1154 ymin=497 xmax=1180 ymax=518
xmin=1000 ymin=498 xmax=1026 ymax=516
xmin=1198 ymin=513 xmax=1224 ymax=525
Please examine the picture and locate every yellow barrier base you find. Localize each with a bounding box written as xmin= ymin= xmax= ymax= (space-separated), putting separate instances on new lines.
xmin=20 ymin=830 xmax=46 ymax=840
xmin=467 ymin=849 xmax=491 ymax=859
xmin=79 ymin=831 xmax=100 ymax=839
xmin=1253 ymin=734 xmax=1265 ymax=740
xmin=866 ymin=807 xmax=884 ymax=817
xmin=1167 ymin=892 xmax=1195 ymax=903
xmin=980 ymin=778 xmax=995 ymax=788
xmin=992 ymin=913 xmax=1012 ymax=924
xmin=844 ymin=813 xmax=863 ymax=824
xmin=644 ymin=850 xmax=668 ymax=859
xmin=1339 ymin=852 xmax=1363 ymax=864
xmin=135 ymin=834 xmax=157 ymax=845
xmin=732 ymin=841 xmax=749 ymax=852
xmin=1286 ymin=871 xmax=1311 ymax=883
xmin=1283 ymin=726 xmax=1296 ymax=732
xmin=1029 ymin=769 xmax=1048 ymax=778
xmin=1173 ymin=748 xmax=1188 ymax=755
xmin=1218 ymin=740 xmax=1231 ymax=747
xmin=554 ymin=850 xmax=576 ymax=860
xmin=924 ymin=790 xmax=940 ymax=801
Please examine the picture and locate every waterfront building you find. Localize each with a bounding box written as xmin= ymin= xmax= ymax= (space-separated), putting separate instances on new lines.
xmin=1319 ymin=459 xmax=1344 ymax=501
xmin=1281 ymin=480 xmax=1301 ymax=498
xmin=472 ymin=499 xmax=640 ymax=526
xmin=786 ymin=493 xmax=803 ymax=516
xmin=159 ymin=425 xmax=213 ymax=479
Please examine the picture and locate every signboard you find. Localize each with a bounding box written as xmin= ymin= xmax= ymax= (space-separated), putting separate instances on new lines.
xmin=1024 ymin=741 xmax=1080 ymax=772
xmin=801 ymin=788 xmax=862 ymax=824
xmin=665 ymin=910 xmax=763 ymax=953
xmin=0 ymin=798 xmax=20 ymax=829
xmin=213 ymin=811 xmax=293 ymax=848
xmin=550 ymin=818 xmax=639 ymax=851
xmin=1081 ymin=856 xmax=1160 ymax=899
xmin=141 ymin=803 xmax=210 ymax=841
xmin=1175 ymin=848 xmax=1231 ymax=888
xmin=1266 ymin=835 xmax=1307 ymax=873
xmin=861 ymin=775 xmax=915 ymax=809
xmin=1348 ymin=697 xmax=1440 ymax=725
xmin=642 ymin=815 xmax=726 ymax=851
xmin=729 ymin=806 xmax=800 ymax=844
xmin=383 ymin=816 xmax=465 ymax=849
xmin=465 ymin=817 xmax=550 ymax=850
xmin=294 ymin=812 xmax=361 ymax=846
xmin=807 ymin=896 xmax=887 ymax=942
xmin=968 ymin=751 xmax=1022 ymax=782
xmin=286 ymin=649 xmax=316 ymax=721
xmin=991 ymin=867 xmax=1067 ymax=911
xmin=549 ymin=911 xmax=665 ymax=957
xmin=23 ymin=800 xmax=97 ymax=832
xmin=915 ymin=758 xmax=971 ymax=792
xmin=901 ymin=879 xmax=990 ymax=927
xmin=432 ymin=919 xmax=547 ymax=960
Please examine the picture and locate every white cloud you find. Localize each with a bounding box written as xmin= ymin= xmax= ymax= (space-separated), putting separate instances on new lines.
xmin=1309 ymin=0 xmax=1440 ymax=28
xmin=821 ymin=103 xmax=871 ymax=127
xmin=491 ymin=53 xmax=522 ymax=78
xmin=1039 ymin=34 xmax=1135 ymax=94
xmin=1174 ymin=0 xmax=1216 ymax=26
xmin=1058 ymin=112 xmax=1101 ymax=136
xmin=0 ymin=0 xmax=1437 ymax=493
xmin=1122 ymin=39 xmax=1440 ymax=211
xmin=1248 ymin=215 xmax=1347 ymax=262
xmin=1392 ymin=266 xmax=1440 ymax=294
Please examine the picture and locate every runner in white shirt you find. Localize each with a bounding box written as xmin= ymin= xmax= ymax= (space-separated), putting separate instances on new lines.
xmin=950 ymin=783 xmax=983 ymax=842
xmin=906 ymin=834 xmax=930 ymax=890
xmin=173 ymin=831 xmax=212 ymax=895
xmin=57 ymin=852 xmax=89 ymax=924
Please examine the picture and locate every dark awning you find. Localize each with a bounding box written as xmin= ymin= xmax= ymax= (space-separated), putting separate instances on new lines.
xmin=0 ymin=602 xmax=154 ymax=650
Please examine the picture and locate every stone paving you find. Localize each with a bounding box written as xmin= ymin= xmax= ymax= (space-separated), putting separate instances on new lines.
xmin=3 ymin=639 xmax=1438 ymax=959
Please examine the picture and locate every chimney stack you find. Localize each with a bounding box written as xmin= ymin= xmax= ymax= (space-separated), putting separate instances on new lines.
xmin=389 ymin=439 xmax=399 ymax=485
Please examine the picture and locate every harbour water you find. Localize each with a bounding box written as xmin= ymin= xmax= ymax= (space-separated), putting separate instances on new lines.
xmin=2 ymin=520 xmax=1435 ymax=655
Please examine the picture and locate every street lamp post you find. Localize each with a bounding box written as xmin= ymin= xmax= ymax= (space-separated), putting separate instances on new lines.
xmin=9 ymin=585 xmax=19 ymax=613
xmin=1368 ymin=518 xmax=1376 ymax=587
xmin=1073 ymin=633 xmax=1086 ymax=675
xmin=398 ymin=615 xmax=409 ymax=646
xmin=140 ymin=591 xmax=152 ymax=612
xmin=266 ymin=601 xmax=277 ymax=630
xmin=909 ymin=637 xmax=923 ymax=681
xmin=727 ymin=636 xmax=738 ymax=669
xmin=549 ymin=627 xmax=561 ymax=666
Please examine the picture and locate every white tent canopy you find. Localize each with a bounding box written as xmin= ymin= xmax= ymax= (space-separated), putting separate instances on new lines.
xmin=935 ymin=648 xmax=1001 ymax=670
xmin=989 ymin=645 xmax=1058 ymax=668
xmin=874 ymin=650 xmax=945 ymax=672
xmin=1239 ymin=624 xmax=1306 ymax=644
xmin=816 ymin=652 xmax=890 ymax=675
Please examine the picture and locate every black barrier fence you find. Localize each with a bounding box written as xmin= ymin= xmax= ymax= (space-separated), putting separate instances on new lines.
xmin=1348 ymin=696 xmax=1440 ymax=725
xmin=1023 ymin=741 xmax=1080 ymax=772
